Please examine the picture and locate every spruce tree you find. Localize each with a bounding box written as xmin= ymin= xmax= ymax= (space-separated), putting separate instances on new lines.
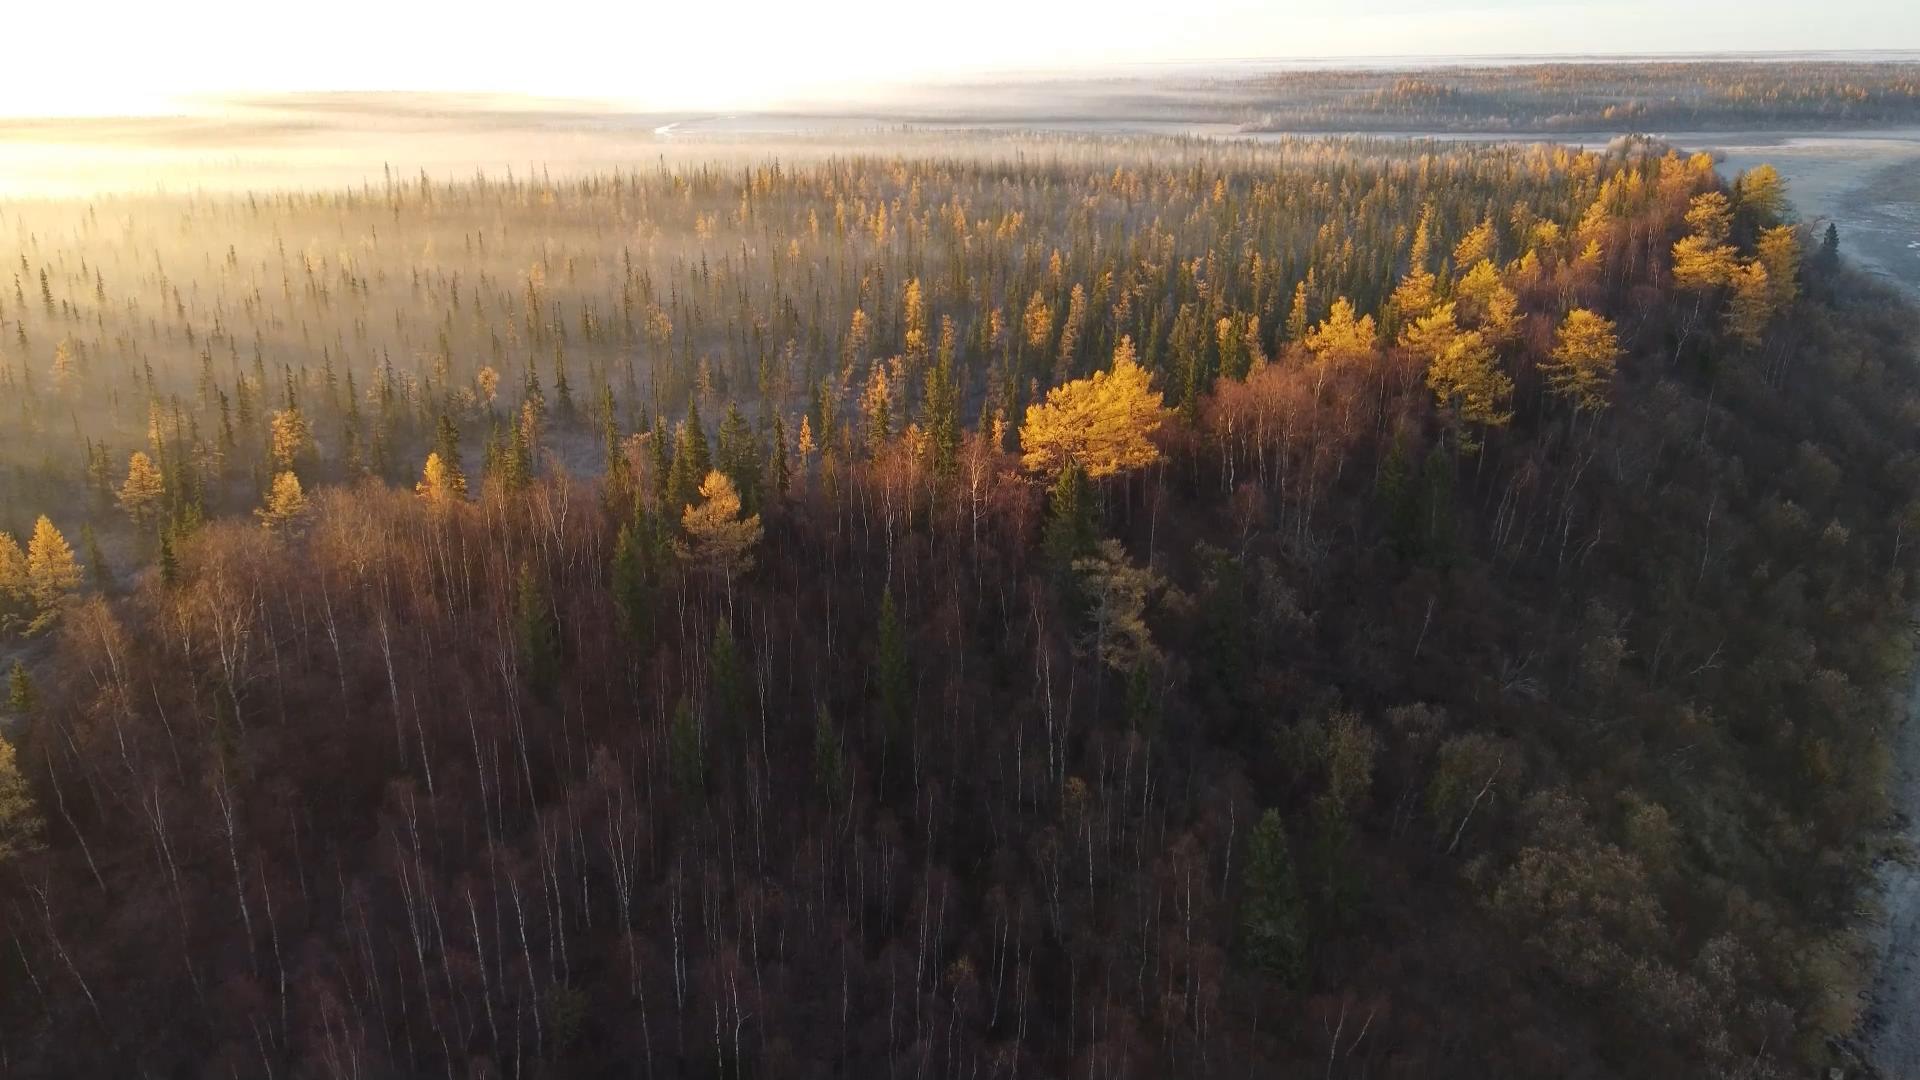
xmin=515 ymin=562 xmax=559 ymax=700
xmin=1240 ymin=809 xmax=1306 ymax=984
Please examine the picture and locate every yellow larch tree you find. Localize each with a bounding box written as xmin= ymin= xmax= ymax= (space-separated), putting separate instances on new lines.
xmin=1756 ymin=225 xmax=1801 ymax=311
xmin=269 ymin=407 xmax=312 ymax=473
xmin=1019 ymin=336 xmax=1168 ymax=480
xmin=0 ymin=533 xmax=28 ymax=635
xmin=0 ymin=727 xmax=43 ymax=862
xmin=1022 ymin=290 xmax=1053 ymax=354
xmin=1672 ymin=191 xmax=1741 ymax=294
xmin=117 ymin=450 xmax=166 ymax=529
xmin=25 ymin=516 xmax=82 ymax=634
xmin=679 ymin=470 xmax=762 ymax=581
xmin=1304 ymin=298 xmax=1378 ymax=368
xmin=1452 ymin=218 xmax=1496 ymax=269
xmin=1726 ymin=261 xmax=1776 ymax=348
xmin=258 ymin=471 xmax=311 ymax=533
xmin=1540 ymin=309 xmax=1622 ymax=412
xmin=416 ymin=452 xmax=463 ymax=503
xmin=1453 ymin=260 xmax=1520 ymax=343
xmin=1399 ymin=302 xmax=1461 ymax=361
xmin=1426 ymin=332 xmax=1513 ymax=448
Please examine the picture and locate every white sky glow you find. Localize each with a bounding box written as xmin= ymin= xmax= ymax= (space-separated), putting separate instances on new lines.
xmin=3 ymin=0 xmax=1916 ymax=117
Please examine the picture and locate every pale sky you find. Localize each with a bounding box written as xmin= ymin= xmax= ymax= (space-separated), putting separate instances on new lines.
xmin=5 ymin=0 xmax=1918 ymax=116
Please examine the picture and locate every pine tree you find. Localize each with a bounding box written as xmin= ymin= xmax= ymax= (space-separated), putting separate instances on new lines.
xmin=812 ymin=704 xmax=846 ymax=804
xmin=669 ymin=695 xmax=704 ymax=799
xmin=768 ymin=414 xmax=792 ymax=498
xmin=648 ymin=413 xmax=672 ymax=506
xmin=7 ymin=660 xmax=33 ymax=716
xmin=432 ymin=414 xmax=467 ymax=494
xmin=515 ymin=561 xmax=559 ymax=700
xmin=1240 ymin=809 xmax=1306 ymax=984
xmin=715 ymin=403 xmax=760 ymax=512
xmin=925 ymin=315 xmax=962 ymax=479
xmin=158 ymin=528 xmax=180 ymax=586
xmin=611 ymin=515 xmax=659 ymax=653
xmin=81 ymin=524 xmax=110 ymax=590
xmin=666 ymin=400 xmax=711 ymax=512
xmin=1043 ymin=460 xmax=1097 ymax=569
xmin=1285 ymin=280 xmax=1310 ymax=343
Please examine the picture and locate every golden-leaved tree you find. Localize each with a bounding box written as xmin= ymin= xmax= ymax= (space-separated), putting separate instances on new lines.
xmin=1672 ymin=192 xmax=1740 ymax=293
xmin=1304 ymin=298 xmax=1378 ymax=368
xmin=118 ymin=450 xmax=166 ymax=529
xmin=1426 ymin=332 xmax=1513 ymax=448
xmin=1726 ymin=261 xmax=1776 ymax=349
xmin=416 ymin=452 xmax=462 ymax=503
xmin=0 ymin=725 xmax=42 ymax=862
xmin=679 ymin=470 xmax=762 ymax=582
xmin=258 ymin=471 xmax=311 ymax=533
xmin=269 ymin=407 xmax=312 ymax=473
xmin=1540 ymin=309 xmax=1622 ymax=412
xmin=0 ymin=533 xmax=27 ymax=635
xmin=1019 ymin=336 xmax=1168 ymax=480
xmin=25 ymin=516 xmax=81 ymax=635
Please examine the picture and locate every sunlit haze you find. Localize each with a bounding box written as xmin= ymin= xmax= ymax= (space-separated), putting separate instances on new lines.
xmin=7 ymin=0 xmax=1920 ymax=117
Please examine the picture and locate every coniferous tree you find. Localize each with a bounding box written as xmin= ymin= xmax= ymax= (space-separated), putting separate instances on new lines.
xmin=25 ymin=516 xmax=81 ymax=634
xmin=813 ymin=704 xmax=847 ymax=805
xmin=0 ymin=721 xmax=42 ymax=862
xmin=669 ymin=696 xmax=704 ymax=799
xmin=0 ymin=533 xmax=28 ymax=636
xmin=6 ymin=660 xmax=33 ymax=716
xmin=709 ymin=620 xmax=746 ymax=746
xmin=925 ymin=315 xmax=962 ymax=480
xmin=432 ymin=414 xmax=467 ymax=493
xmin=118 ymin=451 xmax=166 ymax=530
xmin=1240 ymin=809 xmax=1306 ymax=984
xmin=1043 ymin=460 xmax=1097 ymax=569
xmin=256 ymin=472 xmax=311 ymax=534
xmin=81 ymin=525 xmax=109 ymax=591
xmin=768 ymin=414 xmax=791 ymax=498
xmin=515 ymin=561 xmax=559 ymax=701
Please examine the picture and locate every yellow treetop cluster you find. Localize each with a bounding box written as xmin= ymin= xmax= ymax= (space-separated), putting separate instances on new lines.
xmin=1304 ymin=298 xmax=1378 ymax=367
xmin=1540 ymin=309 xmax=1622 ymax=412
xmin=416 ymin=452 xmax=464 ymax=503
xmin=679 ymin=471 xmax=762 ymax=580
xmin=1019 ymin=337 xmax=1168 ymax=479
xmin=258 ymin=471 xmax=311 ymax=533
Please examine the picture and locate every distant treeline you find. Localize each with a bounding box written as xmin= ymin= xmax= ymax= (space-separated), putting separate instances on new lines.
xmin=1225 ymin=61 xmax=1920 ymax=132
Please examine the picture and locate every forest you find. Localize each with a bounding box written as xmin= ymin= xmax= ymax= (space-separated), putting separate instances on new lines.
xmin=772 ymin=59 xmax=1920 ymax=134
xmin=0 ymin=131 xmax=1916 ymax=1078
xmin=1228 ymin=59 xmax=1920 ymax=132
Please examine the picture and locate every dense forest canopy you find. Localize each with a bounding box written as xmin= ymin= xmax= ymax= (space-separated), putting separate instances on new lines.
xmin=1228 ymin=60 xmax=1920 ymax=132
xmin=711 ymin=59 xmax=1920 ymax=133
xmin=1 ymin=131 xmax=1917 ymax=1078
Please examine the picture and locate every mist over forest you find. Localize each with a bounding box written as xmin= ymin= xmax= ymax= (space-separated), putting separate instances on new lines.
xmin=4 ymin=55 xmax=1920 ymax=1080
